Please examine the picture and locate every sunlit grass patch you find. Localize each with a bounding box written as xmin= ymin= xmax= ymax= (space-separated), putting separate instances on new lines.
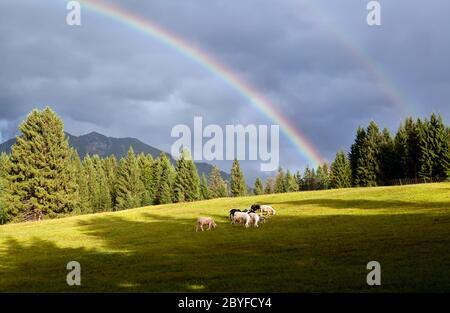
xmin=1 ymin=183 xmax=449 ymax=292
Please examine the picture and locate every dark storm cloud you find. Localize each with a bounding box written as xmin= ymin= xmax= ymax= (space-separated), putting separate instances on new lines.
xmin=0 ymin=0 xmax=449 ymax=181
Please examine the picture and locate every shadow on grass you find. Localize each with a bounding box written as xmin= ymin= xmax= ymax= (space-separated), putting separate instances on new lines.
xmin=1 ymin=208 xmax=450 ymax=293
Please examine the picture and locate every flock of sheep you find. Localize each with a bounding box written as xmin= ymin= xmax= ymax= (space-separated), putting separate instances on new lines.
xmin=195 ymin=204 xmax=276 ymax=232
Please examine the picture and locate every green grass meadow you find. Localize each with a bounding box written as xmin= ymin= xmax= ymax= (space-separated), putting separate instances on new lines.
xmin=1 ymin=183 xmax=450 ymax=292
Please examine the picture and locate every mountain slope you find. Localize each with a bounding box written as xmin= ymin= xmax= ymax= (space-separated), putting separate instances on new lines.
xmin=0 ymin=132 xmax=229 ymax=180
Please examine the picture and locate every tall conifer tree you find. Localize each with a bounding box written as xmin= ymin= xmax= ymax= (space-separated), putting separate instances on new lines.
xmin=137 ymin=153 xmax=154 ymax=206
xmin=349 ymin=127 xmax=366 ymax=186
xmin=154 ymin=153 xmax=174 ymax=205
xmin=3 ymin=108 xmax=79 ymax=221
xmin=264 ymin=177 xmax=274 ymax=194
xmin=92 ymin=155 xmax=112 ymax=212
xmin=230 ymin=159 xmax=247 ymax=197
xmin=199 ymin=173 xmax=210 ymax=200
xmin=208 ymin=166 xmax=227 ymax=198
xmin=103 ymin=155 xmax=118 ymax=207
xmin=254 ymin=177 xmax=263 ymax=195
xmin=72 ymin=150 xmax=89 ymax=214
xmin=274 ymin=168 xmax=286 ymax=193
xmin=0 ymin=153 xmax=11 ymax=224
xmin=173 ymin=150 xmax=200 ymax=202
xmin=115 ymin=147 xmax=145 ymax=210
xmin=379 ymin=128 xmax=395 ymax=183
xmin=330 ymin=150 xmax=352 ymax=188
xmin=284 ymin=170 xmax=299 ymax=192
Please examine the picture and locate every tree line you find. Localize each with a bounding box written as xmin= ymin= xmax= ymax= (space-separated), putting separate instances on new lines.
xmin=0 ymin=108 xmax=238 ymax=224
xmin=0 ymin=108 xmax=448 ymax=224
xmin=256 ymin=113 xmax=449 ymax=193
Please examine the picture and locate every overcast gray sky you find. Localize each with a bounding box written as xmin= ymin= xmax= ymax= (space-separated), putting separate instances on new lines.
xmin=0 ymin=0 xmax=449 ymax=182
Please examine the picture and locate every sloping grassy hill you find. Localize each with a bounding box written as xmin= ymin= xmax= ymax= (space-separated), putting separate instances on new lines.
xmin=1 ymin=183 xmax=450 ymax=292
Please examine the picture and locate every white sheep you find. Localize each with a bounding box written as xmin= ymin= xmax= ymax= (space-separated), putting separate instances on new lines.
xmin=249 ymin=213 xmax=263 ymax=228
xmin=260 ymin=205 xmax=276 ymax=216
xmin=232 ymin=212 xmax=251 ymax=228
xmin=195 ymin=217 xmax=217 ymax=232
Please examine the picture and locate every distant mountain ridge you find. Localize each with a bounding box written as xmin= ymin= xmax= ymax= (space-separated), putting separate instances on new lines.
xmin=0 ymin=132 xmax=230 ymax=181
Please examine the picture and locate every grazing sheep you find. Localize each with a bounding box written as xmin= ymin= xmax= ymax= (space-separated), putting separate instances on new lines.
xmin=249 ymin=213 xmax=263 ymax=228
xmin=196 ymin=217 xmax=217 ymax=232
xmin=229 ymin=209 xmax=242 ymax=222
xmin=260 ymin=205 xmax=276 ymax=216
xmin=232 ymin=212 xmax=251 ymax=228
xmin=250 ymin=204 xmax=261 ymax=213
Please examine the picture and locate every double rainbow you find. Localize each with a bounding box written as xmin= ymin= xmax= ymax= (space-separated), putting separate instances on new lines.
xmin=76 ymin=0 xmax=325 ymax=167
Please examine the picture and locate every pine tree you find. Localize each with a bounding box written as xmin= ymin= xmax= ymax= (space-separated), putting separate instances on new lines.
xmin=208 ymin=166 xmax=227 ymax=198
xmin=103 ymin=155 xmax=118 ymax=207
xmin=199 ymin=173 xmax=210 ymax=200
xmin=394 ymin=122 xmax=409 ymax=179
xmin=352 ymin=121 xmax=382 ymax=187
xmin=72 ymin=150 xmax=89 ymax=214
xmin=330 ymin=150 xmax=352 ymax=188
xmin=349 ymin=127 xmax=366 ymax=186
xmin=322 ymin=163 xmax=330 ymax=189
xmin=137 ymin=153 xmax=154 ymax=206
xmin=154 ymin=153 xmax=174 ymax=205
xmin=92 ymin=155 xmax=112 ymax=212
xmin=82 ymin=155 xmax=112 ymax=213
xmin=173 ymin=150 xmax=200 ymax=203
xmin=274 ymin=168 xmax=286 ymax=193
xmin=365 ymin=121 xmax=382 ymax=186
xmin=148 ymin=155 xmax=162 ymax=204
xmin=115 ymin=147 xmax=145 ymax=210
xmin=418 ymin=118 xmax=434 ymax=181
xmin=315 ymin=165 xmax=324 ymax=189
xmin=303 ymin=166 xmax=315 ymax=190
xmin=3 ymin=108 xmax=79 ymax=221
xmin=295 ymin=171 xmax=303 ymax=191
xmin=316 ymin=163 xmax=330 ymax=190
xmin=379 ymin=128 xmax=396 ymax=183
xmin=0 ymin=153 xmax=11 ymax=224
xmin=418 ymin=114 xmax=450 ymax=180
xmin=264 ymin=177 xmax=274 ymax=194
xmin=284 ymin=170 xmax=299 ymax=192
xmin=254 ymin=177 xmax=264 ymax=195
xmin=404 ymin=117 xmax=420 ymax=179
xmin=230 ymin=159 xmax=247 ymax=197
xmin=186 ymin=156 xmax=200 ymax=201
xmin=311 ymin=168 xmax=317 ymax=190
xmin=430 ymin=113 xmax=450 ymax=178
xmin=82 ymin=155 xmax=96 ymax=213
xmin=173 ymin=154 xmax=187 ymax=203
